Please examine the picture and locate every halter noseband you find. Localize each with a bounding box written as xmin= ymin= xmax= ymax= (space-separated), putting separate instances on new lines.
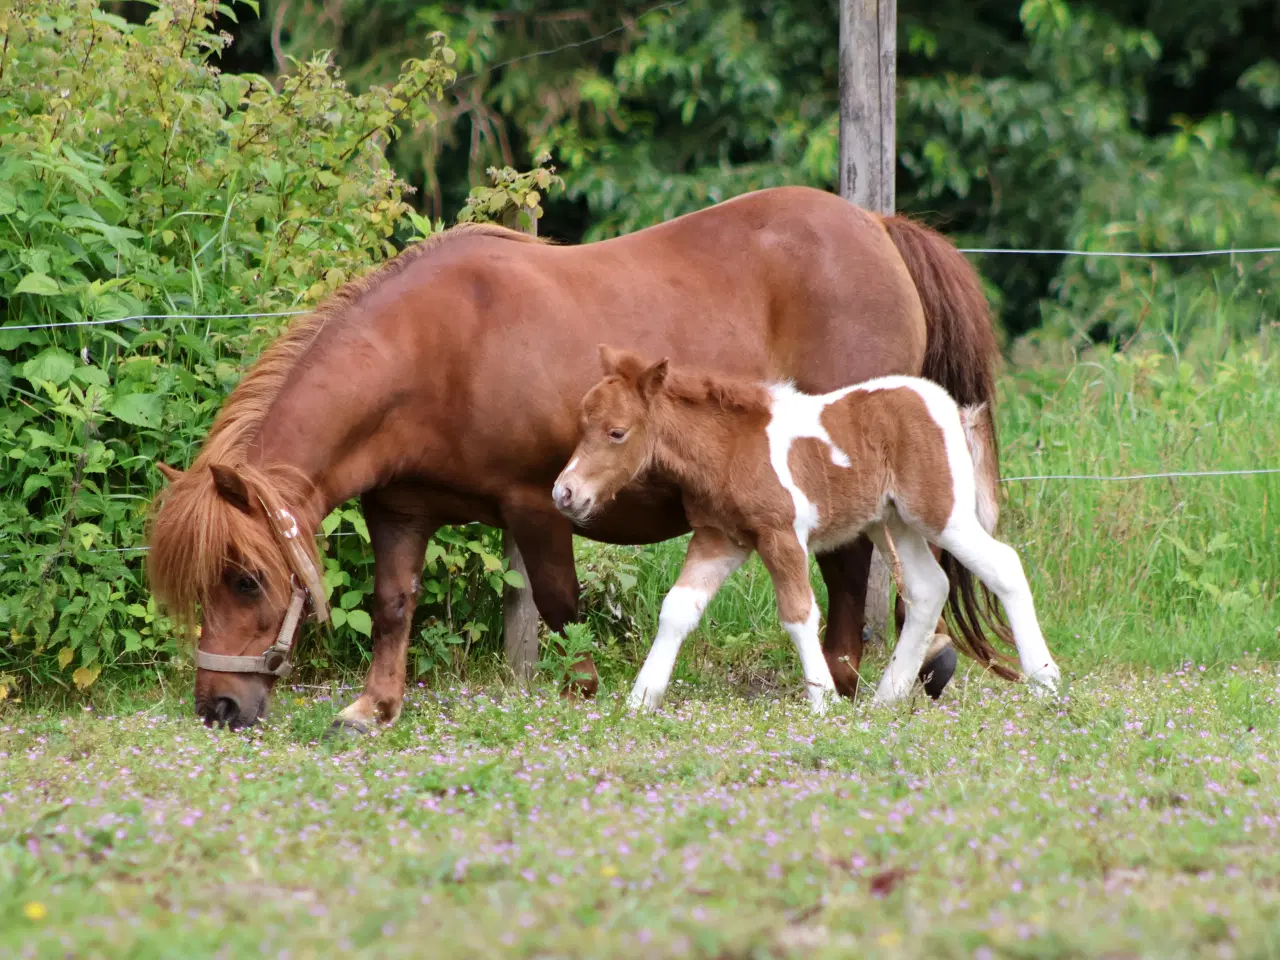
xmin=194 ymin=505 xmax=326 ymax=679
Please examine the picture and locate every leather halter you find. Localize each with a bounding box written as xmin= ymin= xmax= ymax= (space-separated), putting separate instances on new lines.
xmin=194 ymin=505 xmax=327 ymax=679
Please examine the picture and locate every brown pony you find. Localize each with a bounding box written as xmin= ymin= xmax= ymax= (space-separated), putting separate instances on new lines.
xmin=147 ymin=186 xmax=1001 ymax=731
xmin=553 ymin=348 xmax=1060 ymax=711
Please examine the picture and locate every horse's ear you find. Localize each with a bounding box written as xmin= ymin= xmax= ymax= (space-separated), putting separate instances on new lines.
xmin=598 ymin=344 xmax=623 ymax=376
xmin=637 ymin=358 xmax=670 ymax=401
xmin=156 ymin=462 xmax=184 ymax=484
xmin=208 ymin=464 xmax=253 ymax=514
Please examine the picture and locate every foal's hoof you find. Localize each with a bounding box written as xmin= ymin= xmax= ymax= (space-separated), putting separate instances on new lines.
xmin=919 ymin=645 xmax=957 ymax=700
xmin=323 ymin=718 xmax=371 ymax=740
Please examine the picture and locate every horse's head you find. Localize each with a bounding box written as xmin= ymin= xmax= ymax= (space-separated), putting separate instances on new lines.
xmin=149 ymin=461 xmax=327 ymax=729
xmin=553 ymin=345 xmax=669 ymax=523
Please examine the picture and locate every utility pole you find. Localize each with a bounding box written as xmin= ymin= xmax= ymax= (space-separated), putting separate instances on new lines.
xmin=839 ymin=0 xmax=897 ymax=639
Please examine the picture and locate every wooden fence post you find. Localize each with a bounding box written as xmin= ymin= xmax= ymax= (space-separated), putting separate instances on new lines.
xmin=839 ymin=0 xmax=897 ymax=641
xmin=501 ymin=207 xmax=541 ymax=684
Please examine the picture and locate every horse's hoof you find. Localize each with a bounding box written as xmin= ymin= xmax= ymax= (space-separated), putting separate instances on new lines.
xmin=919 ymin=645 xmax=957 ymax=700
xmin=323 ymin=718 xmax=370 ymax=740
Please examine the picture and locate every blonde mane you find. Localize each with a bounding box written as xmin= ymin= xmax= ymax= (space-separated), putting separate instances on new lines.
xmin=148 ymin=223 xmax=539 ymax=619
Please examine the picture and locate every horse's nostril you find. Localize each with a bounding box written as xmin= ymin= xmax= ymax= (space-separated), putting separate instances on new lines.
xmin=211 ymin=696 xmax=240 ymax=726
xmin=555 ymin=484 xmax=573 ymax=507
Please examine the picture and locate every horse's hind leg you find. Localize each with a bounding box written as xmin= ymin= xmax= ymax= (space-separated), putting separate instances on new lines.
xmin=331 ymin=491 xmax=437 ymax=735
xmin=816 ymin=539 xmax=871 ymax=699
xmin=935 ymin=520 xmax=1060 ymax=694
xmin=502 ymin=505 xmax=597 ymax=698
xmin=629 ymin=528 xmax=749 ymax=712
xmin=870 ymin=520 xmax=949 ymax=705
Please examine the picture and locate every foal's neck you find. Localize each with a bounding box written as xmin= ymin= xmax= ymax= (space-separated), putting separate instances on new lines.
xmin=650 ymin=392 xmax=759 ymax=500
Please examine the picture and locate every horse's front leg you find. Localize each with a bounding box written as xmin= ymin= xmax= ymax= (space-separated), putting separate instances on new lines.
xmin=330 ymin=492 xmax=436 ymax=735
xmin=816 ymin=538 xmax=873 ymax=699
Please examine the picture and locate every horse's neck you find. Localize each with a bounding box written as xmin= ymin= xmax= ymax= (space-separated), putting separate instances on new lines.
xmin=250 ymin=364 xmax=392 ymax=529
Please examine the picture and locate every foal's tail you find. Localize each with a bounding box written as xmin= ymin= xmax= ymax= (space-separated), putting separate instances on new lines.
xmin=881 ymin=214 xmax=1019 ymax=681
xmin=941 ymin=404 xmax=1021 ymax=682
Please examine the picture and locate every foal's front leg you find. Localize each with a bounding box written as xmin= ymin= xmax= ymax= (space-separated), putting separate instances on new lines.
xmin=756 ymin=530 xmax=837 ymax=715
xmin=629 ymin=528 xmax=749 ymax=712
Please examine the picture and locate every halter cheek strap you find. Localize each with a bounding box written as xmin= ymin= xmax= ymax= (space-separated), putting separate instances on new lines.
xmin=195 ymin=582 xmax=307 ymax=678
xmin=195 ymin=503 xmax=326 ymax=678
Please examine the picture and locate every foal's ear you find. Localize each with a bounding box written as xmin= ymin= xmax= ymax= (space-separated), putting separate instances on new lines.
xmin=636 ymin=358 xmax=670 ymax=401
xmin=208 ymin=463 xmax=253 ymax=515
xmin=598 ymin=344 xmax=626 ymax=376
xmin=156 ymin=462 xmax=184 ymax=484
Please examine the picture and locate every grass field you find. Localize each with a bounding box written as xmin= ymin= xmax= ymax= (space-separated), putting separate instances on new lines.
xmin=3 ymin=335 xmax=1280 ymax=957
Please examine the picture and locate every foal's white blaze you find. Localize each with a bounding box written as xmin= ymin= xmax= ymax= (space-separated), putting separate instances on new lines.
xmin=781 ymin=598 xmax=836 ymax=715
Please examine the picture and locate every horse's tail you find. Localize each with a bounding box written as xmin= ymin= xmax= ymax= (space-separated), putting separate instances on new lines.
xmin=881 ymin=214 xmax=1019 ymax=682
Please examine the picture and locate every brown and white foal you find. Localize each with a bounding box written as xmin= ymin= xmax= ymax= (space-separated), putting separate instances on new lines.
xmin=553 ymin=347 xmax=1060 ymax=713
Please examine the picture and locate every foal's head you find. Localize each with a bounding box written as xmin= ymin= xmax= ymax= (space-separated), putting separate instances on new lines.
xmin=553 ymin=346 xmax=669 ymax=523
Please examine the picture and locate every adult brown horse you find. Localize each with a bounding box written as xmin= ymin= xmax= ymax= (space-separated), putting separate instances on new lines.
xmin=148 ymin=186 xmax=1001 ymax=732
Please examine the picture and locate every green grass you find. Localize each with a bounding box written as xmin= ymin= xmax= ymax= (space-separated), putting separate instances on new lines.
xmin=3 ymin=335 xmax=1280 ymax=956
xmin=4 ymin=666 xmax=1280 ymax=958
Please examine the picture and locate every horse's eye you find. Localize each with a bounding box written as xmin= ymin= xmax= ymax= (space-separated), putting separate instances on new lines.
xmin=608 ymin=428 xmax=628 ymax=443
xmin=234 ymin=574 xmax=261 ymax=598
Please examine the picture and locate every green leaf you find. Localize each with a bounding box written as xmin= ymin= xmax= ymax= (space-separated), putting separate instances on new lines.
xmin=502 ymin=569 xmax=526 ymax=589
xmin=330 ymin=608 xmax=348 ymax=629
xmin=107 ymin=392 xmax=163 ymax=428
xmin=14 ymin=273 xmax=61 ymax=296
xmin=340 ymin=591 xmax=363 ymax=610
xmin=22 ymin=348 xmax=76 ymax=386
xmin=21 ymin=475 xmax=51 ymax=500
xmin=346 ymin=610 xmax=372 ymax=637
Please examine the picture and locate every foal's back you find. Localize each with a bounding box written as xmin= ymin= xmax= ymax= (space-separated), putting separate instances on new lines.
xmin=763 ymin=377 xmax=974 ymax=553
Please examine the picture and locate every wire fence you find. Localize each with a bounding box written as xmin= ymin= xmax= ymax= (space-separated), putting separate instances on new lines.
xmin=5 ymin=244 xmax=1279 ymax=333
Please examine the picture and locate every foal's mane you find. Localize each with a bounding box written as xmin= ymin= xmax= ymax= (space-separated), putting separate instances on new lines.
xmin=660 ymin=369 xmax=771 ymax=416
xmin=149 ymin=223 xmax=538 ymax=619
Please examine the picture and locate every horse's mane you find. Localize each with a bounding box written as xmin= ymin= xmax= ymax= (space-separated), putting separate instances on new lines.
xmin=148 ymin=222 xmax=539 ymax=619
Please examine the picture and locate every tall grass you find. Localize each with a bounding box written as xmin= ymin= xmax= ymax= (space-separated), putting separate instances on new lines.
xmin=578 ymin=325 xmax=1280 ymax=687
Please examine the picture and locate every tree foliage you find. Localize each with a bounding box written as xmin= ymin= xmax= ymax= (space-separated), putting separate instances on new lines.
xmin=0 ymin=0 xmax=513 ymax=694
xmin=250 ymin=0 xmax=1280 ymax=339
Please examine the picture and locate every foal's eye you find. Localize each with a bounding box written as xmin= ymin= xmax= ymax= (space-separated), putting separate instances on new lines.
xmin=234 ymin=573 xmax=261 ymax=598
xmin=607 ymin=428 xmax=628 ymax=443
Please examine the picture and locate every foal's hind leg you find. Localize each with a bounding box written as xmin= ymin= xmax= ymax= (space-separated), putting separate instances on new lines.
xmin=332 ymin=492 xmax=436 ymax=735
xmin=935 ymin=520 xmax=1060 ymax=694
xmin=869 ymin=520 xmax=950 ymax=706
xmin=629 ymin=528 xmax=749 ymax=712
xmin=758 ymin=530 xmax=837 ymax=715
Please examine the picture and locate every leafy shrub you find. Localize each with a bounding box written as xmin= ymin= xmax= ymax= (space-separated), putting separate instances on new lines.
xmin=0 ymin=0 xmax=516 ymax=695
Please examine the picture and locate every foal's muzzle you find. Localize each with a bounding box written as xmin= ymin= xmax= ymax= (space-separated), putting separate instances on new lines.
xmin=552 ymin=479 xmax=594 ymax=522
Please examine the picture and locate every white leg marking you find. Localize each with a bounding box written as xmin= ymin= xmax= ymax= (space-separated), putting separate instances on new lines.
xmin=782 ymin=598 xmax=836 ymax=715
xmin=628 ymin=544 xmax=747 ymax=712
xmin=938 ymin=518 xmax=1060 ymax=695
xmin=873 ymin=521 xmax=949 ymax=705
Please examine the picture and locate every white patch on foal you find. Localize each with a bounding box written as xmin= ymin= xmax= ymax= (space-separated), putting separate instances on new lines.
xmin=764 ymin=383 xmax=857 ymax=547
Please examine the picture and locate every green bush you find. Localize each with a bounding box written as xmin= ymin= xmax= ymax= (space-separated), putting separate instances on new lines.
xmin=0 ymin=0 xmax=521 ymax=697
